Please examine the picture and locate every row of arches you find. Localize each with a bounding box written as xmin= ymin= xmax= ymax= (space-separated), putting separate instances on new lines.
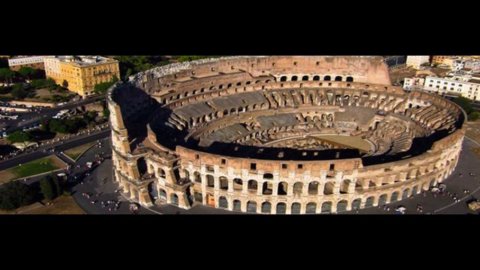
xmin=279 ymin=75 xmax=354 ymax=83
xmin=213 ymin=184 xmax=425 ymax=214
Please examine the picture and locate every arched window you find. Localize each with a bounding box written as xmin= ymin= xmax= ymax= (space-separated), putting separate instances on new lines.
xmin=219 ymin=177 xmax=228 ymax=190
xmin=306 ymin=202 xmax=316 ymax=214
xmin=313 ymin=75 xmax=320 ymax=81
xmin=247 ymin=180 xmax=258 ymax=192
xmin=291 ymin=76 xmax=298 ymax=81
xmin=276 ymin=203 xmax=287 ymax=214
xmin=261 ymin=202 xmax=271 ymax=214
xmin=337 ymin=200 xmax=348 ymax=212
xmin=219 ymin=196 xmax=228 ymax=208
xmin=291 ymin=203 xmax=301 ymax=214
xmin=346 ymin=76 xmax=354 ymax=82
xmin=324 ymin=182 xmax=335 ymax=195
xmin=324 ymin=75 xmax=331 ymax=81
xmin=293 ymin=182 xmax=303 ymax=195
xmin=302 ymin=75 xmax=309 ymax=81
xmin=233 ymin=200 xmax=241 ymax=211
xmin=352 ymin=199 xmax=361 ymax=210
xmin=321 ymin=202 xmax=332 ymax=213
xmin=158 ymin=168 xmax=166 ymax=178
xmin=263 ymin=173 xmax=273 ymax=180
xmin=278 ymin=182 xmax=288 ymax=195
xmin=365 ymin=196 xmax=375 ymax=207
xmin=308 ymin=181 xmax=319 ymax=195
xmin=207 ymin=175 xmax=214 ymax=188
xmin=233 ymin=178 xmax=243 ymax=191
xmin=247 ymin=201 xmax=257 ymax=213
xmin=171 ymin=194 xmax=179 ymax=206
xmin=335 ymin=76 xmax=342 ymax=81
xmin=262 ymin=182 xmax=272 ymax=195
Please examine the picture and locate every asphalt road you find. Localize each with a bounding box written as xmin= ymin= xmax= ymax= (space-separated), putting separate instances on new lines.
xmin=0 ymin=129 xmax=110 ymax=171
xmin=4 ymin=95 xmax=105 ymax=133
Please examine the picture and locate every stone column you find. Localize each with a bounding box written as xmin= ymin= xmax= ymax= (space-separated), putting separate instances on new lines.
xmin=242 ymin=181 xmax=248 ymax=194
xmin=257 ymin=181 xmax=263 ymax=195
xmin=228 ymin=179 xmax=234 ymax=193
xmin=272 ymin=182 xmax=279 ymax=196
xmin=333 ymin=182 xmax=341 ymax=195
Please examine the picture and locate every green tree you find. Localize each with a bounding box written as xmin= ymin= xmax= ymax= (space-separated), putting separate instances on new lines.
xmin=469 ymin=111 xmax=480 ymax=121
xmin=48 ymin=119 xmax=69 ymax=133
xmin=453 ymin=97 xmax=473 ymax=114
xmin=10 ymin=83 xmax=29 ymax=99
xmin=7 ymin=131 xmax=32 ymax=143
xmin=51 ymin=174 xmax=63 ymax=197
xmin=18 ymin=67 xmax=36 ymax=80
xmin=62 ymin=80 xmax=69 ymax=89
xmin=0 ymin=68 xmax=15 ymax=84
xmin=0 ymin=181 xmax=37 ymax=210
xmin=39 ymin=176 xmax=56 ymax=201
xmin=93 ymin=76 xmax=119 ymax=95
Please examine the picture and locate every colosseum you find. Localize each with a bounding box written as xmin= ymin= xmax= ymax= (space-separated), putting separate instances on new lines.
xmin=107 ymin=56 xmax=466 ymax=214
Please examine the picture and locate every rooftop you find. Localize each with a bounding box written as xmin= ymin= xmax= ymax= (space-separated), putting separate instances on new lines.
xmin=52 ymin=55 xmax=116 ymax=66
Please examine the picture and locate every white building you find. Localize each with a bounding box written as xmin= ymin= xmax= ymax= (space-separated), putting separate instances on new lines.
xmin=7 ymin=56 xmax=49 ymax=70
xmin=423 ymin=75 xmax=480 ymax=101
xmin=406 ymin=56 xmax=430 ymax=69
xmin=403 ymin=77 xmax=425 ymax=90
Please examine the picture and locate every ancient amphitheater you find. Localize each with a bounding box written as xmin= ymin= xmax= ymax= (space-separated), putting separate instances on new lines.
xmin=107 ymin=56 xmax=466 ymax=214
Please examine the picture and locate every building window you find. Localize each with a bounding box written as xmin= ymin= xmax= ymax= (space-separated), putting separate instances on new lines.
xmin=297 ymin=164 xmax=303 ymax=169
xmin=250 ymin=163 xmax=257 ymax=171
xmin=282 ymin=164 xmax=288 ymax=169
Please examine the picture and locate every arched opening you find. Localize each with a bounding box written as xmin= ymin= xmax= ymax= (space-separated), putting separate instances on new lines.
xmin=194 ymin=172 xmax=201 ymax=183
xmin=390 ymin=191 xmax=399 ymax=202
xmin=352 ymin=199 xmax=361 ymax=210
xmin=293 ymin=182 xmax=303 ymax=195
xmin=261 ymin=202 xmax=271 ymax=214
xmin=193 ymin=192 xmax=202 ymax=203
xmin=247 ymin=201 xmax=257 ymax=213
xmin=365 ymin=196 xmax=375 ymax=207
xmin=276 ymin=202 xmax=287 ymax=214
xmin=291 ymin=76 xmax=298 ymax=81
xmin=412 ymin=186 xmax=419 ymax=195
xmin=219 ymin=177 xmax=228 ymax=190
xmin=368 ymin=181 xmax=376 ymax=188
xmin=291 ymin=203 xmax=301 ymax=214
xmin=346 ymin=76 xmax=354 ymax=82
xmin=340 ymin=179 xmax=351 ymax=194
xmin=159 ymin=189 xmax=167 ymax=200
xmin=278 ymin=182 xmax=288 ymax=195
xmin=263 ymin=173 xmax=273 ymax=180
xmin=262 ymin=182 xmax=272 ymax=195
xmin=233 ymin=200 xmax=241 ymax=211
xmin=306 ymin=202 xmax=316 ymax=214
xmin=148 ymin=182 xmax=158 ymax=202
xmin=402 ymin=188 xmax=410 ymax=200
xmin=233 ymin=178 xmax=243 ymax=191
xmin=171 ymin=194 xmax=179 ymax=206
xmin=308 ymin=181 xmax=319 ymax=195
xmin=219 ymin=196 xmax=228 ymax=208
xmin=247 ymin=180 xmax=258 ymax=193
xmin=324 ymin=75 xmax=331 ymax=81
xmin=302 ymin=75 xmax=309 ymax=81
xmin=321 ymin=202 xmax=332 ymax=213
xmin=158 ymin=168 xmax=166 ymax=178
xmin=280 ymin=76 xmax=287 ymax=82
xmin=335 ymin=76 xmax=342 ymax=82
xmin=337 ymin=200 xmax=348 ymax=212
xmin=313 ymin=75 xmax=320 ymax=81
xmin=207 ymin=175 xmax=214 ymax=188
xmin=378 ymin=194 xmax=388 ymax=206
xmin=324 ymin=182 xmax=335 ymax=195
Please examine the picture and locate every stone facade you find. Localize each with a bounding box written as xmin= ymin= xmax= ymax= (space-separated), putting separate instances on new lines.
xmin=107 ymin=56 xmax=465 ymax=214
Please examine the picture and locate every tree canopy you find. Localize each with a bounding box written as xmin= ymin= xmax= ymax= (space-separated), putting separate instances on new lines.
xmin=7 ymin=131 xmax=32 ymax=143
xmin=0 ymin=68 xmax=15 ymax=83
xmin=0 ymin=181 xmax=37 ymax=210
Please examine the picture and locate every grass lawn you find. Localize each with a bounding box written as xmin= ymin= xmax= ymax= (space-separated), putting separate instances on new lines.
xmin=0 ymin=155 xmax=66 ymax=184
xmin=64 ymin=141 xmax=96 ymax=161
xmin=0 ymin=195 xmax=85 ymax=215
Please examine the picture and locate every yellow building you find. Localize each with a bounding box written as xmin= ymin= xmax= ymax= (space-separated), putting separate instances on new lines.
xmin=44 ymin=56 xmax=120 ymax=97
